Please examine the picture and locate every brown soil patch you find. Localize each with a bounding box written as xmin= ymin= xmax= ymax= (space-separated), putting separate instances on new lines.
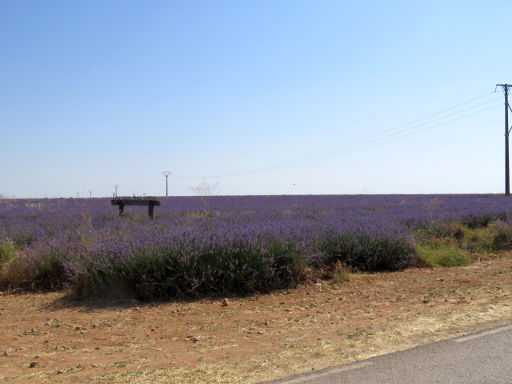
xmin=1 ymin=255 xmax=511 ymax=383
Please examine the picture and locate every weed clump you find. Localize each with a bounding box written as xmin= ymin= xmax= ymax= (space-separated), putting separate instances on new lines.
xmin=0 ymin=239 xmax=15 ymax=265
xmin=414 ymin=219 xmax=512 ymax=267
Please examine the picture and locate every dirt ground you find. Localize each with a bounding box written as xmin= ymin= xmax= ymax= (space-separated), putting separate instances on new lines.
xmin=1 ymin=254 xmax=511 ymax=384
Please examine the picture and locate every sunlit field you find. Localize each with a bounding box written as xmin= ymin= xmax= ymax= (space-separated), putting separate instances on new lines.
xmin=2 ymin=194 xmax=512 ymax=300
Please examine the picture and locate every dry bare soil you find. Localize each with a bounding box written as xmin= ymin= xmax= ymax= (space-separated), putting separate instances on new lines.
xmin=1 ymin=254 xmax=512 ymax=383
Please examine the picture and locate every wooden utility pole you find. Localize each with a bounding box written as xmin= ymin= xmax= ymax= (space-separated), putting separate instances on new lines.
xmin=497 ymin=84 xmax=512 ymax=196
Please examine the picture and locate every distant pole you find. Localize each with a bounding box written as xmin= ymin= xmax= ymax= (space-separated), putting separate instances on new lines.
xmin=89 ymin=190 xmax=92 ymax=198
xmin=497 ymin=84 xmax=512 ymax=196
xmin=77 ymin=192 xmax=79 ymax=198
xmin=162 ymin=171 xmax=171 ymax=197
xmin=113 ymin=184 xmax=119 ymax=197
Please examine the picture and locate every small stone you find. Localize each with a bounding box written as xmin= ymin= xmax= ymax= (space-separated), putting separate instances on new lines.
xmin=29 ymin=361 xmax=39 ymax=368
xmin=192 ymin=336 xmax=201 ymax=342
xmin=423 ymin=298 xmax=430 ymax=303
xmin=56 ymin=369 xmax=64 ymax=374
xmin=222 ymin=298 xmax=229 ymax=307
xmin=3 ymin=348 xmax=12 ymax=356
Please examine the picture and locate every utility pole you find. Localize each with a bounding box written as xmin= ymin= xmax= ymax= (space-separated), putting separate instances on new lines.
xmin=497 ymin=84 xmax=512 ymax=196
xmin=113 ymin=184 xmax=119 ymax=197
xmin=162 ymin=171 xmax=171 ymax=197
xmin=89 ymin=190 xmax=92 ymax=198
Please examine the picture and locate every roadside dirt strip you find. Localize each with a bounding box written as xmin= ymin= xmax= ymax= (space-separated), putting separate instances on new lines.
xmin=1 ymin=254 xmax=511 ymax=383
xmin=266 ymin=323 xmax=512 ymax=383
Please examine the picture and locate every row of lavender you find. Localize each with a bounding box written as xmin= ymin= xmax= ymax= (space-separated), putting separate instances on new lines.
xmin=1 ymin=195 xmax=511 ymax=299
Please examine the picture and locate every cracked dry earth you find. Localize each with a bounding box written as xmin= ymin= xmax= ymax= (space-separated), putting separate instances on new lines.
xmin=1 ymin=254 xmax=511 ymax=383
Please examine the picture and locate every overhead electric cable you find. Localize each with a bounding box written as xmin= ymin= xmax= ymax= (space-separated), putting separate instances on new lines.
xmin=173 ymin=91 xmax=500 ymax=179
xmin=277 ymin=97 xmax=502 ymax=167
xmin=209 ymin=102 xmax=503 ymax=175
xmin=297 ymin=103 xmax=503 ymax=167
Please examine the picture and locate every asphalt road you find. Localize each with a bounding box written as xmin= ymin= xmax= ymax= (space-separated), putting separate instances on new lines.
xmin=264 ymin=323 xmax=512 ymax=384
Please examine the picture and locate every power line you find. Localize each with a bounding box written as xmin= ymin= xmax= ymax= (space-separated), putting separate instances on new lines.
xmin=306 ymin=103 xmax=502 ymax=165
xmin=207 ymin=102 xmax=502 ymax=175
xmin=176 ymin=94 xmax=501 ymax=179
xmin=270 ymin=97 xmax=502 ymax=169
xmin=174 ymin=91 xmax=501 ymax=179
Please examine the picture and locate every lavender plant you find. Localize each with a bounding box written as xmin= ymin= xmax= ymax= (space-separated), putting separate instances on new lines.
xmin=1 ymin=194 xmax=512 ymax=299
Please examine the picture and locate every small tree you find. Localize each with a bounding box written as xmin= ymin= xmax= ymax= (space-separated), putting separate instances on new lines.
xmin=423 ymin=197 xmax=441 ymax=224
xmin=191 ymin=180 xmax=220 ymax=231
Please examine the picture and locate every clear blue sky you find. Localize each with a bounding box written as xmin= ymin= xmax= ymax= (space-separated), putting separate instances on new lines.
xmin=1 ymin=0 xmax=511 ymax=198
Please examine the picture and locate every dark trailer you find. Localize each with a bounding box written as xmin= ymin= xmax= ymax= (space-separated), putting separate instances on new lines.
xmin=111 ymin=197 xmax=161 ymax=220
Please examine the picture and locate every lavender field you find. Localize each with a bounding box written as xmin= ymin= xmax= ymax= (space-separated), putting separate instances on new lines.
xmin=1 ymin=195 xmax=512 ymax=300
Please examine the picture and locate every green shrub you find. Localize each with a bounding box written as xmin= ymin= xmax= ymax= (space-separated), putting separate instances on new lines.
xmin=415 ymin=245 xmax=471 ymax=267
xmin=31 ymin=252 xmax=68 ymax=290
xmin=317 ymin=233 xmax=414 ymax=272
xmin=0 ymin=239 xmax=15 ymax=264
xmin=415 ymin=219 xmax=512 ymax=262
xmin=78 ymin=239 xmax=304 ymax=301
